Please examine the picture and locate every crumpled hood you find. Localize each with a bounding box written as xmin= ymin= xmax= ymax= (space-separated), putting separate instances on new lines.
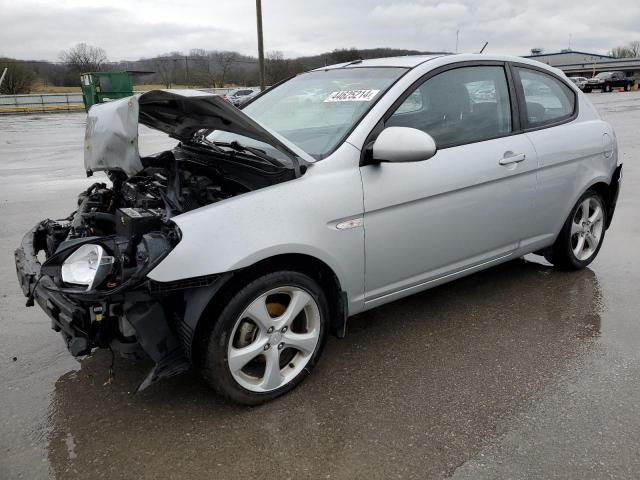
xmin=84 ymin=89 xmax=310 ymax=177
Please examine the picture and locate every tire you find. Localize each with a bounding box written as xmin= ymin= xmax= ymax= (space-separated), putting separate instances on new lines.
xmin=604 ymin=83 xmax=612 ymax=92
xmin=199 ymin=270 xmax=328 ymax=405
xmin=584 ymin=88 xmax=592 ymax=93
xmin=545 ymin=190 xmax=607 ymax=270
xmin=625 ymin=82 xmax=631 ymax=92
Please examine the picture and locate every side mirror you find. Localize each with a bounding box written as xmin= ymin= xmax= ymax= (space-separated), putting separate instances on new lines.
xmin=370 ymin=126 xmax=437 ymax=163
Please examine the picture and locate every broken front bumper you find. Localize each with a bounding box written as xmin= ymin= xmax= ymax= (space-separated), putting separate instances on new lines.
xmin=15 ymin=223 xmax=92 ymax=355
xmin=14 ymin=221 xmax=195 ymax=390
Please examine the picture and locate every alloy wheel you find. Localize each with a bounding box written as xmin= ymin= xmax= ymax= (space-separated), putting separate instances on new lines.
xmin=227 ymin=286 xmax=321 ymax=392
xmin=570 ymin=196 xmax=604 ymax=261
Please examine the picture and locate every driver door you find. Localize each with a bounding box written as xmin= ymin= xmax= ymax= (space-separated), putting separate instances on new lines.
xmin=360 ymin=63 xmax=538 ymax=307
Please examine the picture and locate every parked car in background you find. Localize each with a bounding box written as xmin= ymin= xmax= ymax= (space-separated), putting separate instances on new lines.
xmin=223 ymin=87 xmax=260 ymax=106
xmin=569 ymin=76 xmax=588 ymax=91
xmin=584 ymin=71 xmax=635 ymax=92
xmin=15 ymin=54 xmax=622 ymax=405
xmin=235 ymin=90 xmax=262 ymax=107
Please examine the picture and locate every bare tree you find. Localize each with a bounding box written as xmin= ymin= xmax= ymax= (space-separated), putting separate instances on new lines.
xmin=330 ymin=47 xmax=361 ymax=64
xmin=609 ymin=43 xmax=639 ymax=59
xmin=214 ymin=51 xmax=238 ymax=87
xmin=188 ymin=49 xmax=213 ymax=86
xmin=153 ymin=56 xmax=179 ymax=88
xmin=0 ymin=59 xmax=37 ymax=94
xmin=60 ymin=43 xmax=108 ymax=73
xmin=264 ymin=51 xmax=304 ymax=85
xmin=264 ymin=51 xmax=284 ymax=84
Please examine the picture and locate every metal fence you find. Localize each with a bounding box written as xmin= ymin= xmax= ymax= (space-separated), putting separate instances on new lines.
xmin=0 ymin=88 xmax=235 ymax=115
xmin=0 ymin=93 xmax=85 ymax=114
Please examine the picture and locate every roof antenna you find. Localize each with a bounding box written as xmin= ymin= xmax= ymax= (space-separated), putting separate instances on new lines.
xmin=479 ymin=42 xmax=488 ymax=54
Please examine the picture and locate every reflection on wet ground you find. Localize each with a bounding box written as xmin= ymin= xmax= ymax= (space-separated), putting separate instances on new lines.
xmin=46 ymin=259 xmax=602 ymax=479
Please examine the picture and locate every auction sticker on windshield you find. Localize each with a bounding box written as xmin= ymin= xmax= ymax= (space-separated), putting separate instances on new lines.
xmin=324 ymin=89 xmax=380 ymax=102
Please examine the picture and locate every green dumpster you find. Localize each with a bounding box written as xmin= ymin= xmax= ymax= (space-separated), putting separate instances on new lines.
xmin=80 ymin=72 xmax=134 ymax=111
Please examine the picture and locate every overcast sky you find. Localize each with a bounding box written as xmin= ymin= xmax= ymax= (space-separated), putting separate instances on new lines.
xmin=2 ymin=0 xmax=639 ymax=61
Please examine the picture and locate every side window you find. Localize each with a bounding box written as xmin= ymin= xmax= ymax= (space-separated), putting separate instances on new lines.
xmin=395 ymin=89 xmax=424 ymax=114
xmin=516 ymin=68 xmax=575 ymax=128
xmin=386 ymin=66 xmax=512 ymax=147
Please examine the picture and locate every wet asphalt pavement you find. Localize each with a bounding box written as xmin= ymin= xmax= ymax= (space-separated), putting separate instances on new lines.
xmin=1 ymin=92 xmax=639 ymax=479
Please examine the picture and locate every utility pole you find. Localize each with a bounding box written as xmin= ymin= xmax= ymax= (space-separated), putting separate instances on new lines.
xmin=256 ymin=0 xmax=265 ymax=91
xmin=185 ymin=56 xmax=190 ymax=88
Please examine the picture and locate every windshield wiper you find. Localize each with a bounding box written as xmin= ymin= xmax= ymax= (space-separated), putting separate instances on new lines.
xmin=190 ymin=136 xmax=283 ymax=167
xmin=214 ymin=140 xmax=285 ymax=168
xmin=191 ymin=134 xmax=226 ymax=154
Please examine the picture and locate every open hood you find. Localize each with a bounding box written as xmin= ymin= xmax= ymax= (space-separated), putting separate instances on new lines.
xmin=84 ymin=89 xmax=311 ymax=177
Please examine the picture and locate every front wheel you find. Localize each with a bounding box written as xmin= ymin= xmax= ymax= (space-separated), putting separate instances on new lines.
xmin=625 ymin=82 xmax=631 ymax=92
xmin=603 ymin=83 xmax=612 ymax=92
xmin=199 ymin=271 xmax=328 ymax=405
xmin=545 ymin=190 xmax=606 ymax=270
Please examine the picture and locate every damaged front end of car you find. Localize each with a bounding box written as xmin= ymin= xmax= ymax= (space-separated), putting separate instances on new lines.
xmin=14 ymin=89 xmax=307 ymax=390
xmin=15 ymin=214 xmax=191 ymax=390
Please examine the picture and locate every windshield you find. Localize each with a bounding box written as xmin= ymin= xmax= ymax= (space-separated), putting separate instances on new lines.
xmin=595 ymin=72 xmax=611 ymax=79
xmin=236 ymin=67 xmax=406 ymax=159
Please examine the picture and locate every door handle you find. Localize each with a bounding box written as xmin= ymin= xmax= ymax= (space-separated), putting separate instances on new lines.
xmin=499 ymin=153 xmax=526 ymax=165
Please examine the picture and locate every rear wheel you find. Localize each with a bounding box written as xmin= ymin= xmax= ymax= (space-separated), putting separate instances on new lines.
xmin=545 ymin=190 xmax=606 ymax=270
xmin=199 ymin=270 xmax=328 ymax=405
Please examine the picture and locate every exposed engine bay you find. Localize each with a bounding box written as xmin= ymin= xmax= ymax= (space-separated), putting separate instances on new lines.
xmin=14 ymin=89 xmax=304 ymax=391
xmin=43 ymin=143 xmax=295 ymax=257
xmin=18 ymin=142 xmax=296 ymax=377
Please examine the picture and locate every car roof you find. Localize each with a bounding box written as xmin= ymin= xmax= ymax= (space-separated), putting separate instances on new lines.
xmin=310 ymin=53 xmax=566 ymax=76
xmin=312 ymin=55 xmax=445 ymax=70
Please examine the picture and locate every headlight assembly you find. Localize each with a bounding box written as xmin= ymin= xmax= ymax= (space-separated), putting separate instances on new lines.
xmin=61 ymin=244 xmax=114 ymax=290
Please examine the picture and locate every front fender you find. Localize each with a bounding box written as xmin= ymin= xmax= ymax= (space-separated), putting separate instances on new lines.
xmin=147 ymin=146 xmax=366 ymax=313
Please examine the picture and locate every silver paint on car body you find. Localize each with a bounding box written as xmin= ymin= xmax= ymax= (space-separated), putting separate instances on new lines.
xmin=372 ymin=127 xmax=437 ymax=163
xmin=148 ymin=53 xmax=619 ymax=318
xmin=84 ymin=96 xmax=143 ymax=177
xmin=360 ymin=132 xmax=539 ymax=304
xmin=149 ymin=142 xmax=368 ymax=313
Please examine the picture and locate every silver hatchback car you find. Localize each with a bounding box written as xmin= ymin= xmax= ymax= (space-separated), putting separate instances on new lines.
xmin=15 ymin=54 xmax=622 ymax=404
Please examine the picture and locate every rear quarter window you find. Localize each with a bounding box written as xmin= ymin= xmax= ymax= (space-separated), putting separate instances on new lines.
xmin=515 ymin=67 xmax=576 ymax=129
